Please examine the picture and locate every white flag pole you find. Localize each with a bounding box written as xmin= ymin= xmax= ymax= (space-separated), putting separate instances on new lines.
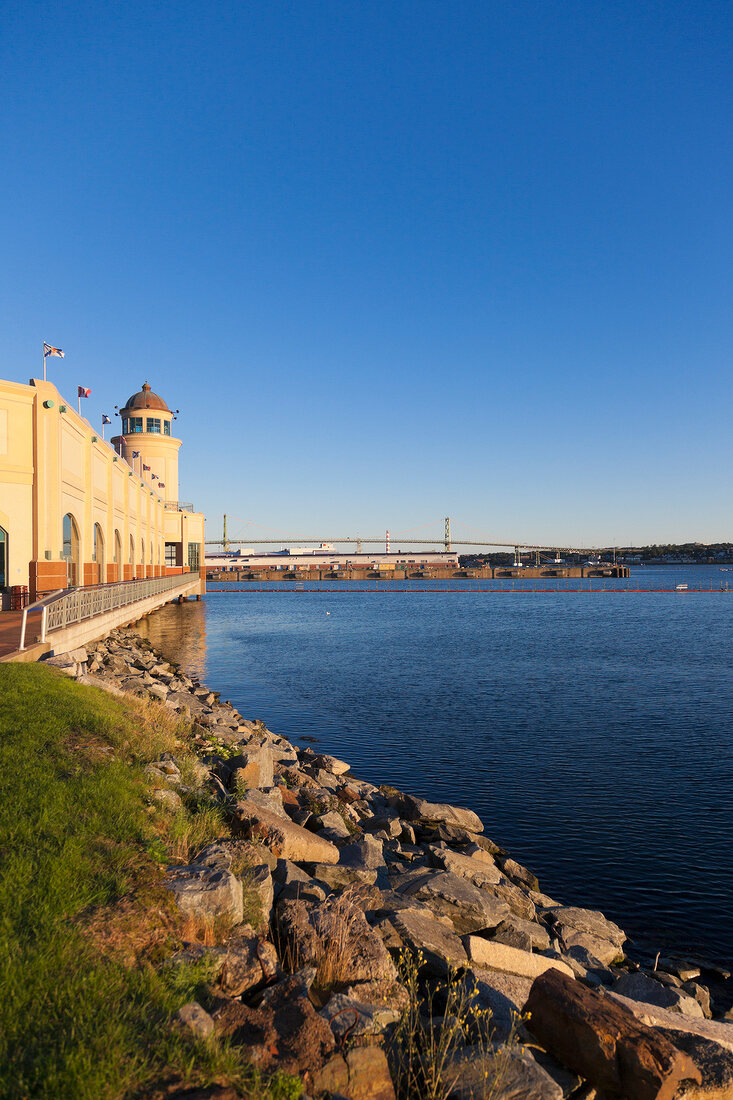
xmin=78 ymin=391 xmax=81 ymax=416
xmin=42 ymin=341 xmax=46 ymax=382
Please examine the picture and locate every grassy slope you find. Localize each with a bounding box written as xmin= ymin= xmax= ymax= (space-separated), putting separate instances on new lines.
xmin=0 ymin=663 xmax=298 ymax=1100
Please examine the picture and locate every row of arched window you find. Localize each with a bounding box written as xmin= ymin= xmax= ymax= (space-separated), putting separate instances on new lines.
xmin=62 ymin=513 xmax=163 ymax=586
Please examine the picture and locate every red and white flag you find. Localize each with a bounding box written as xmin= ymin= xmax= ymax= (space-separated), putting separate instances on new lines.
xmin=44 ymin=343 xmax=64 ymax=358
xmin=77 ymin=386 xmax=91 ymax=398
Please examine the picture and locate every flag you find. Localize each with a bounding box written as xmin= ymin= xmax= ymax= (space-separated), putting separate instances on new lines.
xmin=132 ymin=450 xmax=140 ymax=458
xmin=143 ymin=463 xmax=150 ymax=471
xmin=102 ymin=414 xmax=111 ymax=425
xmin=151 ymin=473 xmax=158 ymax=479
xmin=158 ymin=482 xmax=165 ymax=488
xmin=43 ymin=343 xmax=64 ymax=358
xmin=78 ymin=386 xmax=91 ymax=398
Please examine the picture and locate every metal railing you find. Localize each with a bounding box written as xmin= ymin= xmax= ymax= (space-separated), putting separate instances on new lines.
xmin=24 ymin=572 xmax=200 ymax=645
xmin=164 ymin=501 xmax=194 ymax=512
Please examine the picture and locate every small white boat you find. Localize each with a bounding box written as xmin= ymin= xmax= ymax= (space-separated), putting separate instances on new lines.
xmin=675 ymin=583 xmax=688 ymax=591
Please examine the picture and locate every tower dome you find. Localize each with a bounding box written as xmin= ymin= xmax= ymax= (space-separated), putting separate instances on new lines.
xmin=112 ymin=380 xmax=180 ymax=502
xmin=121 ymin=381 xmax=170 ymax=413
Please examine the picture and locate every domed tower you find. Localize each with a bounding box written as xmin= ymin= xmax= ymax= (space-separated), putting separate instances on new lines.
xmin=111 ymin=381 xmax=181 ymax=501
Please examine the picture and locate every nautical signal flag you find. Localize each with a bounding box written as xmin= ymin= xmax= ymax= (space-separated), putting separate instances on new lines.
xmin=158 ymin=482 xmax=165 ymax=488
xmin=143 ymin=463 xmax=150 ymax=471
xmin=151 ymin=473 xmax=158 ymax=479
xmin=43 ymin=343 xmax=64 ymax=358
xmin=102 ymin=414 xmax=111 ymax=425
xmin=78 ymin=386 xmax=91 ymax=398
xmin=132 ymin=450 xmax=141 ymax=458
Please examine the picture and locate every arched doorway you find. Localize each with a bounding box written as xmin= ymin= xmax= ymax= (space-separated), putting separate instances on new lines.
xmin=129 ymin=534 xmax=135 ymax=572
xmin=114 ymin=530 xmax=122 ymax=582
xmin=93 ymin=523 xmax=105 ymax=585
xmin=0 ymin=526 xmax=7 ymax=589
xmin=62 ymin=514 xmax=80 ymax=587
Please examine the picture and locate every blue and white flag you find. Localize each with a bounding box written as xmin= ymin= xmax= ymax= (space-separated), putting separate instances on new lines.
xmin=102 ymin=414 xmax=111 ymax=425
xmin=132 ymin=450 xmax=140 ymax=458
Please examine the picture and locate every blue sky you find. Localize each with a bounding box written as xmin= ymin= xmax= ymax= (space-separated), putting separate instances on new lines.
xmin=2 ymin=1 xmax=732 ymax=547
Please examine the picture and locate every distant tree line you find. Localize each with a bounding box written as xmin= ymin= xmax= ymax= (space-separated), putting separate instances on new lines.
xmin=458 ymin=543 xmax=733 ymax=567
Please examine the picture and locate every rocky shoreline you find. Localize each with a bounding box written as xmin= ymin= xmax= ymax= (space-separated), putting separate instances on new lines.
xmin=46 ymin=630 xmax=733 ymax=1099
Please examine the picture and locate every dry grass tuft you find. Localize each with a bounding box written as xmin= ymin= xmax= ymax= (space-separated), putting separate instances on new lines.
xmin=278 ymin=886 xmax=370 ymax=995
xmin=389 ymin=950 xmax=522 ymax=1100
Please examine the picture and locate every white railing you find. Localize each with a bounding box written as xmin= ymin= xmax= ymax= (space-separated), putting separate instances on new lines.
xmin=26 ymin=572 xmax=200 ymax=644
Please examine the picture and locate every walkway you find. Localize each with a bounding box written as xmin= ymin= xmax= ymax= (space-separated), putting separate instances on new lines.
xmin=0 ymin=609 xmax=42 ymax=659
xmin=0 ymin=572 xmax=202 ymax=662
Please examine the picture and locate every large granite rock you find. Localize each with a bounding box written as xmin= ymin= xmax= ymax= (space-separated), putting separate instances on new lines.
xmin=277 ymin=898 xmax=397 ymax=984
xmin=312 ymin=1047 xmax=396 ymax=1100
xmin=463 ymin=937 xmax=574 ymax=981
xmin=320 ymin=991 xmax=403 ymax=1038
xmin=427 ymin=845 xmax=502 ymax=887
xmin=402 ymin=794 xmax=483 ymax=834
xmin=389 ymin=906 xmax=468 ymax=976
xmin=165 ymin=862 xmax=243 ymax=925
xmin=607 ymin=990 xmax=733 ymax=1055
xmin=447 ymin=1044 xmax=563 ymax=1100
xmin=213 ymin=974 xmax=335 ymax=1081
xmin=657 ymin=1028 xmax=733 ymax=1099
xmin=491 ymin=916 xmax=551 ymax=952
xmin=614 ymin=972 xmax=705 ymax=1019
xmin=526 ymin=968 xmax=701 ymax=1100
xmin=234 ymin=802 xmax=340 ymax=864
xmin=216 ymin=923 xmax=278 ymax=996
xmin=545 ymin=905 xmax=625 ymax=963
xmin=464 ymin=968 xmax=534 ymax=1043
xmin=229 ymin=746 xmax=274 ymax=790
xmin=394 ymin=869 xmax=509 ymax=934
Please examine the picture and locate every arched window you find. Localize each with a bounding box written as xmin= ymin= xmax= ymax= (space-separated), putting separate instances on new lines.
xmin=92 ymin=523 xmax=105 ymax=583
xmin=114 ymin=530 xmax=122 ymax=581
xmin=140 ymin=538 xmax=145 ymax=575
xmin=129 ymin=534 xmax=134 ymax=566
xmin=149 ymin=540 xmax=153 ymax=564
xmin=62 ymin=514 xmax=80 ymax=587
xmin=0 ymin=526 xmax=7 ymax=589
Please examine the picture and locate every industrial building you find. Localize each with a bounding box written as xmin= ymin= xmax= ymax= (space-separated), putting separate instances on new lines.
xmin=205 ymin=549 xmax=460 ymax=574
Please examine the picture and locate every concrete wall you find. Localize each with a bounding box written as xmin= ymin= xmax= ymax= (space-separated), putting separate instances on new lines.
xmin=43 ymin=574 xmax=202 ymax=654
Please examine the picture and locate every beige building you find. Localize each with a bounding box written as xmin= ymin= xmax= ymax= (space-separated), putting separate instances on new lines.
xmin=0 ymin=376 xmax=205 ymax=606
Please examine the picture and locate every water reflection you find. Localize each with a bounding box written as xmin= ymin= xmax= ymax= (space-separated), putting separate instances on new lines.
xmin=138 ymin=600 xmax=208 ymax=682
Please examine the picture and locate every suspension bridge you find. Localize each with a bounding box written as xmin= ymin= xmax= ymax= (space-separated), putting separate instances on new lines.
xmin=205 ymin=515 xmax=623 ymax=562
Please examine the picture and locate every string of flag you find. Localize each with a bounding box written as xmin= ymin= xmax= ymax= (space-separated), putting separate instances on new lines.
xmin=42 ymin=339 xmax=167 ymax=496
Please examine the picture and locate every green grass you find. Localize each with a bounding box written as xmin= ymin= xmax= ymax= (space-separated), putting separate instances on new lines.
xmin=0 ymin=663 xmax=299 ymax=1100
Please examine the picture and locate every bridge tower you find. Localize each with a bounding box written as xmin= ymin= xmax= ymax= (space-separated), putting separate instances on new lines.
xmin=223 ymin=514 xmax=229 ymax=553
xmin=444 ymin=516 xmax=451 ymax=552
xmin=385 ymin=529 xmax=390 ymax=554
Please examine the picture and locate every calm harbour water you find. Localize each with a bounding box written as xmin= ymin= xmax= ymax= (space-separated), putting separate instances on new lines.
xmin=140 ymin=565 xmax=733 ymax=966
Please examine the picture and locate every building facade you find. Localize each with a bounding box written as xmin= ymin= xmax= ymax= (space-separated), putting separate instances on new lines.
xmin=0 ymin=376 xmax=205 ymax=605
xmin=205 ymin=550 xmax=460 ymax=572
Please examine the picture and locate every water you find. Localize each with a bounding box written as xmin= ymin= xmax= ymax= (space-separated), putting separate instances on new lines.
xmin=140 ymin=565 xmax=733 ymax=966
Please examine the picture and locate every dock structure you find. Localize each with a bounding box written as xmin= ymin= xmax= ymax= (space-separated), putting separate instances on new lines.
xmin=207 ymin=563 xmax=630 ymax=583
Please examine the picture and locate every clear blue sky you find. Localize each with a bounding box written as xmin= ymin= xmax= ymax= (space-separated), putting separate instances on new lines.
xmin=2 ymin=1 xmax=731 ymax=547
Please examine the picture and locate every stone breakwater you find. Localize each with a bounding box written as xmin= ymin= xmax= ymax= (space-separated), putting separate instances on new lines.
xmin=47 ymin=630 xmax=733 ymax=1100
